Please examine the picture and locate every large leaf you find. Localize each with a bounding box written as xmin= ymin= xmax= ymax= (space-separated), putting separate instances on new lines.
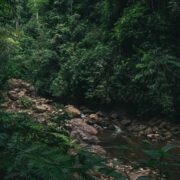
xmin=161 ymin=144 xmax=176 ymax=153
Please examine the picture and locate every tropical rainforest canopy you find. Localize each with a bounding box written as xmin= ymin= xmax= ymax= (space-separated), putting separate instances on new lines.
xmin=0 ymin=1 xmax=180 ymax=179
xmin=0 ymin=0 xmax=180 ymax=118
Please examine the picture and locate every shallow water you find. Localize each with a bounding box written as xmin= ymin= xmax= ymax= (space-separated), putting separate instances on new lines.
xmin=98 ymin=130 xmax=180 ymax=179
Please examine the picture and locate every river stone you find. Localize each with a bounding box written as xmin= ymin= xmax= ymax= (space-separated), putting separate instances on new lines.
xmin=8 ymin=79 xmax=35 ymax=95
xmin=152 ymin=127 xmax=158 ymax=133
xmin=70 ymin=118 xmax=98 ymax=135
xmin=159 ymin=122 xmax=168 ymax=128
xmin=89 ymin=113 xmax=99 ymax=121
xmin=145 ymin=127 xmax=153 ymax=135
xmin=89 ymin=145 xmax=106 ymax=156
xmin=164 ymin=132 xmax=172 ymax=139
xmin=0 ymin=102 xmax=9 ymax=108
xmin=93 ymin=124 xmax=104 ymax=131
xmin=173 ymin=130 xmax=180 ymax=135
xmin=138 ymin=125 xmax=147 ymax=131
xmin=121 ymin=119 xmax=131 ymax=126
xmin=70 ymin=118 xmax=101 ymax=145
xmin=8 ymin=91 xmax=19 ymax=101
xmin=110 ymin=113 xmax=119 ymax=119
xmin=71 ymin=130 xmax=99 ymax=144
xmin=35 ymin=104 xmax=49 ymax=113
xmin=139 ymin=131 xmax=145 ymax=136
xmin=147 ymin=134 xmax=154 ymax=138
xmin=96 ymin=111 xmax=105 ymax=117
xmin=65 ymin=105 xmax=81 ymax=117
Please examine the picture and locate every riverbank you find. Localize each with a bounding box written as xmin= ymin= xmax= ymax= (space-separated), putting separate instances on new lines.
xmin=1 ymin=79 xmax=179 ymax=179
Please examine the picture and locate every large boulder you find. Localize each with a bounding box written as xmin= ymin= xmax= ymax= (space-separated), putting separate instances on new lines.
xmin=70 ymin=118 xmax=98 ymax=135
xmin=70 ymin=118 xmax=99 ymax=144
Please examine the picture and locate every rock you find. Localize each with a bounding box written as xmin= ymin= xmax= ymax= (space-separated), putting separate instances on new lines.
xmin=70 ymin=118 xmax=98 ymax=135
xmin=89 ymin=145 xmax=106 ymax=156
xmin=171 ymin=127 xmax=180 ymax=131
xmin=121 ymin=119 xmax=131 ymax=126
xmin=71 ymin=130 xmax=99 ymax=144
xmin=161 ymin=128 xmax=167 ymax=133
xmin=138 ymin=125 xmax=147 ymax=131
xmin=8 ymin=79 xmax=35 ymax=94
xmin=159 ymin=136 xmax=166 ymax=141
xmin=159 ymin=122 xmax=168 ymax=128
xmin=65 ymin=105 xmax=81 ymax=117
xmin=8 ymin=91 xmax=19 ymax=101
xmin=96 ymin=111 xmax=105 ymax=117
xmin=68 ymin=148 xmax=78 ymax=156
xmin=0 ymin=102 xmax=9 ymax=108
xmin=8 ymin=88 xmax=29 ymax=101
xmin=145 ymin=127 xmax=153 ymax=135
xmin=149 ymin=119 xmax=161 ymax=127
xmin=110 ymin=113 xmax=119 ymax=119
xmin=89 ymin=113 xmax=99 ymax=121
xmin=35 ymin=116 xmax=47 ymax=123
xmin=35 ymin=105 xmax=49 ymax=113
xmin=139 ymin=131 xmax=145 ymax=136
xmin=93 ymin=124 xmax=104 ymax=131
xmin=154 ymin=133 xmax=160 ymax=138
xmin=152 ymin=127 xmax=158 ymax=133
xmin=70 ymin=118 xmax=100 ymax=144
xmin=87 ymin=119 xmax=96 ymax=125
xmin=127 ymin=126 xmax=134 ymax=132
xmin=164 ymin=132 xmax=172 ymax=139
xmin=18 ymin=90 xmax=26 ymax=98
xmin=173 ymin=130 xmax=180 ymax=135
xmin=147 ymin=134 xmax=154 ymax=138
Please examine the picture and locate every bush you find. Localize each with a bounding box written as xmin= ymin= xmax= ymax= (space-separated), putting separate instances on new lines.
xmin=0 ymin=111 xmax=124 ymax=179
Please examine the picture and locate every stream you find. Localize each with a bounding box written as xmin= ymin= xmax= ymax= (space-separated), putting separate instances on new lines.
xmin=98 ymin=129 xmax=180 ymax=180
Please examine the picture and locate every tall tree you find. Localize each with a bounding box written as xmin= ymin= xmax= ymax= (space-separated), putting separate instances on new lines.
xmin=28 ymin=0 xmax=48 ymax=26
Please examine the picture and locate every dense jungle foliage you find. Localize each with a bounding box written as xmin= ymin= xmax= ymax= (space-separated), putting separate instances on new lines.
xmin=0 ymin=0 xmax=180 ymax=118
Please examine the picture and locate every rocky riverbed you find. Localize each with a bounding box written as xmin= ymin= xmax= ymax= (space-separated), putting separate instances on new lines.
xmin=1 ymin=79 xmax=180 ymax=179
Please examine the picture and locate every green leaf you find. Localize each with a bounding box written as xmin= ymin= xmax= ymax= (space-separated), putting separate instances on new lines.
xmin=143 ymin=150 xmax=160 ymax=159
xmin=161 ymin=144 xmax=176 ymax=153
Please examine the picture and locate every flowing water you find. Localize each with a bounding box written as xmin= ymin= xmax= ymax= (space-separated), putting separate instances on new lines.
xmin=98 ymin=128 xmax=180 ymax=179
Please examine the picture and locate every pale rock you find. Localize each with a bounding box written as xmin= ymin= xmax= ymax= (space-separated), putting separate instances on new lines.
xmin=8 ymin=91 xmax=19 ymax=101
xmin=89 ymin=113 xmax=99 ymax=121
xmin=0 ymin=102 xmax=9 ymax=108
xmin=8 ymin=79 xmax=35 ymax=94
xmin=65 ymin=105 xmax=81 ymax=117
xmin=147 ymin=134 xmax=154 ymax=138
xmin=35 ymin=104 xmax=49 ymax=113
xmin=152 ymin=127 xmax=158 ymax=133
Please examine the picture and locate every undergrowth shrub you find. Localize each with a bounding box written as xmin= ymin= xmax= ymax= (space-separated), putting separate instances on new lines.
xmin=0 ymin=111 xmax=124 ymax=179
